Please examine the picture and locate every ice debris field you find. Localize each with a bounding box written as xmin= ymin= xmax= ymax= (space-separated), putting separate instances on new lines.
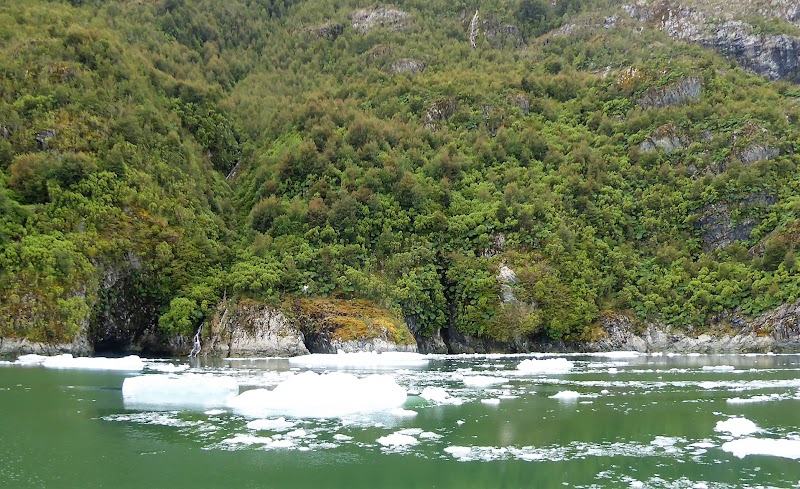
xmin=7 ymin=350 xmax=800 ymax=475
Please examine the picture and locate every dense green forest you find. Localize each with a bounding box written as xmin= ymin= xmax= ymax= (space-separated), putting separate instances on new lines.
xmin=1 ymin=0 xmax=799 ymax=350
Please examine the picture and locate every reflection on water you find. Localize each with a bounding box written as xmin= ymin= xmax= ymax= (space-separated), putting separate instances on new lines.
xmin=1 ymin=353 xmax=799 ymax=488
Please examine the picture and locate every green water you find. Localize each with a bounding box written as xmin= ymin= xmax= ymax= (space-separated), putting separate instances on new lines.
xmin=1 ymin=354 xmax=799 ymax=488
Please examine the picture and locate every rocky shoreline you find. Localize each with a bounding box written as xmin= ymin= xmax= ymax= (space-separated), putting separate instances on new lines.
xmin=2 ymin=299 xmax=799 ymax=358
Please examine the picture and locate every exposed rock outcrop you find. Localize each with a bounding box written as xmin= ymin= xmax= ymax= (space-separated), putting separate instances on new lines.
xmin=423 ymin=99 xmax=457 ymax=130
xmin=351 ymin=6 xmax=410 ymax=34
xmin=389 ymin=59 xmax=425 ymax=74
xmin=207 ymin=300 xmax=309 ymax=357
xmin=637 ymin=77 xmax=702 ymax=109
xmin=697 ymin=192 xmax=776 ymax=250
xmin=305 ymin=22 xmax=344 ymax=40
xmin=0 ymin=335 xmax=91 ymax=357
xmin=296 ymin=298 xmax=417 ymax=353
xmin=639 ymin=123 xmax=687 ymax=153
xmin=624 ymin=0 xmax=800 ymax=82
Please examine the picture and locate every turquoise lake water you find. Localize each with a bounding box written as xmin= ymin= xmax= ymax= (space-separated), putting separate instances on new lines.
xmin=1 ymin=352 xmax=799 ymax=488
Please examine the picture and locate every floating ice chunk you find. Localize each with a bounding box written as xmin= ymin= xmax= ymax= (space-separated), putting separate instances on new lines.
xmin=722 ymin=437 xmax=800 ymax=459
xmin=608 ymin=368 xmax=618 ymax=374
xmin=223 ymin=434 xmax=273 ymax=445
xmin=462 ymin=376 xmax=507 ymax=388
xmin=397 ymin=428 xmax=423 ymax=436
xmin=204 ymin=409 xmax=225 ymax=416
xmin=517 ymin=358 xmax=573 ymax=374
xmin=377 ymin=433 xmax=418 ymax=447
xmin=288 ymin=352 xmax=429 ymax=369
xmin=286 ymin=429 xmax=307 ymax=438
xmin=550 ymin=390 xmax=581 ymax=400
xmin=456 ymin=419 xmax=465 ymax=425
xmin=228 ymin=371 xmax=407 ymax=418
xmin=333 ymin=434 xmax=353 ymax=441
xmin=16 ymin=354 xmax=49 ymax=365
xmin=123 ymin=374 xmax=239 ymax=408
xmin=20 ymin=354 xmax=145 ymax=371
xmin=390 ymin=408 xmax=418 ymax=417
xmin=420 ymin=387 xmax=463 ymax=405
xmin=419 ymin=431 xmax=441 ymax=439
xmin=481 ymin=398 xmax=501 ymax=405
xmin=146 ymin=363 xmax=189 ymax=373
xmin=444 ymin=446 xmax=472 ymax=460
xmin=701 ymin=365 xmax=735 ymax=372
xmin=246 ymin=417 xmax=296 ymax=431
xmin=586 ymin=351 xmax=642 ymax=358
xmin=727 ymin=394 xmax=783 ymax=404
xmin=714 ymin=417 xmax=760 ymax=437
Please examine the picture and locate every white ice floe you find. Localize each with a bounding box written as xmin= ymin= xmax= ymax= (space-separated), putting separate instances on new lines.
xmin=701 ymin=365 xmax=735 ymax=372
xmin=18 ymin=354 xmax=145 ymax=371
xmin=550 ymin=390 xmax=584 ymax=400
xmin=462 ymin=375 xmax=507 ymax=388
xmin=228 ymin=371 xmax=407 ymax=418
xmin=146 ymin=363 xmax=189 ymax=373
xmin=333 ymin=434 xmax=353 ymax=441
xmin=377 ymin=432 xmax=419 ymax=447
xmin=390 ymin=408 xmax=418 ymax=417
xmin=722 ymin=437 xmax=800 ymax=459
xmin=714 ymin=417 xmax=760 ymax=437
xmin=204 ymin=409 xmax=225 ymax=416
xmin=122 ymin=374 xmax=239 ymax=407
xmin=727 ymin=394 xmax=784 ymax=404
xmin=419 ymin=431 xmax=441 ymax=439
xmin=585 ymin=351 xmax=642 ymax=359
xmin=420 ymin=386 xmax=463 ymax=405
xmin=246 ymin=417 xmax=297 ymax=431
xmin=517 ymin=358 xmax=574 ymax=374
xmin=288 ymin=351 xmax=429 ymax=369
xmin=481 ymin=398 xmax=501 ymax=405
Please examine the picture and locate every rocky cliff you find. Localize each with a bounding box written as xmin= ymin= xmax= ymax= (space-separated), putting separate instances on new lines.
xmin=206 ymin=300 xmax=310 ymax=357
xmin=624 ymin=0 xmax=800 ymax=82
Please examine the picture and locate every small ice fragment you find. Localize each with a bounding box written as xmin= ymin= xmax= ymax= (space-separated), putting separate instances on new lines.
xmin=333 ymin=434 xmax=353 ymax=441
xmin=223 ymin=434 xmax=273 ymax=445
xmin=481 ymin=398 xmax=501 ymax=405
xmin=31 ymin=354 xmax=145 ymax=371
xmin=420 ymin=387 xmax=463 ymax=405
xmin=419 ymin=431 xmax=441 ymax=439
xmin=377 ymin=433 xmax=418 ymax=447
xmin=462 ymin=376 xmax=507 ymax=388
xmin=285 ymin=429 xmax=307 ymax=438
xmin=517 ymin=358 xmax=573 ymax=374
xmin=550 ymin=390 xmax=581 ymax=400
xmin=204 ymin=409 xmax=225 ymax=416
xmin=288 ymin=352 xmax=429 ymax=369
xmin=701 ymin=365 xmax=735 ymax=372
xmin=456 ymin=419 xmax=465 ymax=425
xmin=246 ymin=417 xmax=296 ymax=431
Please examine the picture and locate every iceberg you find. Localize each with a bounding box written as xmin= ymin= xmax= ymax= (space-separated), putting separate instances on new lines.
xmin=714 ymin=417 xmax=760 ymax=437
xmin=122 ymin=374 xmax=239 ymax=407
xmin=722 ymin=437 xmax=800 ymax=459
xmin=17 ymin=354 xmax=145 ymax=371
xmin=517 ymin=358 xmax=574 ymax=374
xmin=227 ymin=371 xmax=407 ymax=418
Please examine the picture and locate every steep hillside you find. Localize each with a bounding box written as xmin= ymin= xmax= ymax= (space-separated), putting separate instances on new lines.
xmin=1 ymin=0 xmax=799 ymax=353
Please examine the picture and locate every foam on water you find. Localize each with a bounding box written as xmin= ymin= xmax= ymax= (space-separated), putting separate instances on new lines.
xmin=288 ymin=351 xmax=429 ymax=369
xmin=517 ymin=358 xmax=574 ymax=374
xmin=227 ymin=371 xmax=407 ymax=417
xmin=18 ymin=354 xmax=145 ymax=371
xmin=714 ymin=417 xmax=760 ymax=437
xmin=122 ymin=374 xmax=239 ymax=407
xmin=722 ymin=437 xmax=800 ymax=459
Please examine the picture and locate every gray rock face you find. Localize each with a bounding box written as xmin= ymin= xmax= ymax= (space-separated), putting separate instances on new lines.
xmin=351 ymin=7 xmax=410 ymax=34
xmin=637 ymin=77 xmax=702 ymax=109
xmin=208 ymin=301 xmax=309 ymax=357
xmin=739 ymin=143 xmax=779 ymax=164
xmin=308 ymin=336 xmax=417 ymax=354
xmin=497 ymin=265 xmax=518 ymax=303
xmin=423 ymin=99 xmax=457 ymax=130
xmin=390 ymin=59 xmax=425 ymax=74
xmin=625 ymin=0 xmax=800 ymax=82
xmin=696 ymin=192 xmax=776 ymax=250
xmin=581 ymin=302 xmax=800 ymax=353
xmin=0 ymin=335 xmax=91 ymax=357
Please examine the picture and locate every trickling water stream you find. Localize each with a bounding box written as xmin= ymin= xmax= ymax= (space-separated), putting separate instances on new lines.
xmin=1 ymin=352 xmax=799 ymax=488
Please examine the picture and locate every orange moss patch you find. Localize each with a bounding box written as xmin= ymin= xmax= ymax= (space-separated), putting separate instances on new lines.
xmin=297 ymin=298 xmax=413 ymax=345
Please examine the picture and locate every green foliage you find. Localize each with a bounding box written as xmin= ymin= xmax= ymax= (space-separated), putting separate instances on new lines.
xmin=3 ymin=0 xmax=800 ymax=349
